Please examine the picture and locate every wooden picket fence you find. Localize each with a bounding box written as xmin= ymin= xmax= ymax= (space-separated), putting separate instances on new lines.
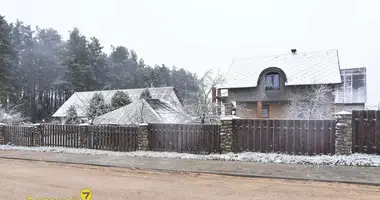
xmin=89 ymin=125 xmax=138 ymax=151
xmin=232 ymin=119 xmax=336 ymax=155
xmin=148 ymin=123 xmax=221 ymax=154
xmin=3 ymin=126 xmax=34 ymax=146
xmin=39 ymin=124 xmax=138 ymax=151
xmin=42 ymin=124 xmax=81 ymax=148
xmin=352 ymin=110 xmax=380 ymax=154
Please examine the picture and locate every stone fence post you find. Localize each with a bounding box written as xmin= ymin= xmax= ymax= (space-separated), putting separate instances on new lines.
xmin=220 ymin=119 xmax=233 ymax=153
xmin=335 ymin=112 xmax=352 ymax=155
xmin=32 ymin=124 xmax=43 ymax=146
xmin=0 ymin=125 xmax=4 ymax=145
xmin=137 ymin=124 xmax=149 ymax=151
xmin=79 ymin=125 xmax=91 ymax=148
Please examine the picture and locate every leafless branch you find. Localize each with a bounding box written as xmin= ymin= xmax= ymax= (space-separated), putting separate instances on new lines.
xmin=183 ymin=69 xmax=226 ymax=123
xmin=0 ymin=104 xmax=26 ymax=125
xmin=285 ymin=84 xmax=334 ymax=119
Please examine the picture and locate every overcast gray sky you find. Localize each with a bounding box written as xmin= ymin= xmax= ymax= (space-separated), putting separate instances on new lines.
xmin=1 ymin=0 xmax=379 ymax=105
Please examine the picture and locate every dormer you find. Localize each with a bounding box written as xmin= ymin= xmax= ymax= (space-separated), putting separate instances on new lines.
xmin=257 ymin=67 xmax=287 ymax=93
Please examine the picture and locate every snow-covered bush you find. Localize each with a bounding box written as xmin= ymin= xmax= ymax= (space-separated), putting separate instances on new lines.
xmin=0 ymin=104 xmax=25 ymax=125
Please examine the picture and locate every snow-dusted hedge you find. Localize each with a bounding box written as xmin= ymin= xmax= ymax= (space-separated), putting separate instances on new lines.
xmin=0 ymin=145 xmax=379 ymax=167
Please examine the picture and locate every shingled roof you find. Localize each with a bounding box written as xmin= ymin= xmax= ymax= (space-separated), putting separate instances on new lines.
xmin=52 ymin=86 xmax=179 ymax=118
xmin=220 ymin=49 xmax=342 ymax=89
xmin=94 ymin=99 xmax=191 ymax=125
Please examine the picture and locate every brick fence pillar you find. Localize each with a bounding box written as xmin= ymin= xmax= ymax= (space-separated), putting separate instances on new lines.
xmin=335 ymin=112 xmax=352 ymax=155
xmin=137 ymin=124 xmax=149 ymax=151
xmin=220 ymin=119 xmax=233 ymax=153
xmin=0 ymin=125 xmax=4 ymax=145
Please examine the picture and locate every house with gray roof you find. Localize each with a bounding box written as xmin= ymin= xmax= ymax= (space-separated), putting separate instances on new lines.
xmin=94 ymin=99 xmax=191 ymax=125
xmin=216 ymin=49 xmax=367 ymax=119
xmin=52 ymin=86 xmax=188 ymax=124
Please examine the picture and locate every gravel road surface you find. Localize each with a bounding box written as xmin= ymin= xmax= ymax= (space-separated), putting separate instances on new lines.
xmin=0 ymin=159 xmax=379 ymax=200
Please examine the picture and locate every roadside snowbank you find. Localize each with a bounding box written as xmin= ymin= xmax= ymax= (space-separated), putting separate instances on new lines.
xmin=1 ymin=145 xmax=379 ymax=167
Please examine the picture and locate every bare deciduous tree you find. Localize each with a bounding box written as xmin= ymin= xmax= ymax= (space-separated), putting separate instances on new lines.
xmin=285 ymin=84 xmax=335 ymax=119
xmin=184 ymin=69 xmax=225 ymax=123
xmin=0 ymin=104 xmax=26 ymax=125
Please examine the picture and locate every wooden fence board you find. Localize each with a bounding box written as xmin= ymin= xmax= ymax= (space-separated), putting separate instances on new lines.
xmin=3 ymin=126 xmax=34 ymax=146
xmin=376 ymin=111 xmax=380 ymax=154
xmin=231 ymin=119 xmax=336 ymax=155
xmin=148 ymin=123 xmax=220 ymax=154
xmin=315 ymin=120 xmax=323 ymax=155
xmin=352 ymin=110 xmax=380 ymax=154
xmin=267 ymin=120 xmax=273 ymax=152
xmin=358 ymin=111 xmax=365 ymax=153
xmin=294 ymin=120 xmax=301 ymax=155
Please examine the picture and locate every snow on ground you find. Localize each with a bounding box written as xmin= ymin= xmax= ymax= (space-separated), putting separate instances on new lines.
xmin=0 ymin=144 xmax=379 ymax=167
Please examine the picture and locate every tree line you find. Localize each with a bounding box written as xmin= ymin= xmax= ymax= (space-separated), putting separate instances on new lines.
xmin=0 ymin=15 xmax=199 ymax=123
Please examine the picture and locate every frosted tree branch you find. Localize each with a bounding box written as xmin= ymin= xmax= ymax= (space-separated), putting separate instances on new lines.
xmin=285 ymin=84 xmax=334 ymax=119
xmin=184 ymin=69 xmax=226 ymax=123
xmin=0 ymin=104 xmax=26 ymax=125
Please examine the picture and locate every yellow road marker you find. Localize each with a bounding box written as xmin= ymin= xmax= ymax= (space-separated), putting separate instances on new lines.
xmin=80 ymin=188 xmax=93 ymax=200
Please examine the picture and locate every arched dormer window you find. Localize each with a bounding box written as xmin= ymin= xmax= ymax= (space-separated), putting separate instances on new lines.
xmin=264 ymin=72 xmax=280 ymax=91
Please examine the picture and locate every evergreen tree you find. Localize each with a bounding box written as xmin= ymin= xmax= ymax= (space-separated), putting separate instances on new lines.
xmin=64 ymin=28 xmax=93 ymax=92
xmin=108 ymin=46 xmax=134 ymax=89
xmin=34 ymin=27 xmax=65 ymax=120
xmin=0 ymin=15 xmax=200 ymax=122
xmin=65 ymin=105 xmax=79 ymax=124
xmin=88 ymin=37 xmax=108 ymax=90
xmin=111 ymin=91 xmax=132 ymax=110
xmin=86 ymin=93 xmax=110 ymax=124
xmin=139 ymin=88 xmax=152 ymax=100
xmin=10 ymin=21 xmax=39 ymax=122
xmin=0 ymin=15 xmax=13 ymax=103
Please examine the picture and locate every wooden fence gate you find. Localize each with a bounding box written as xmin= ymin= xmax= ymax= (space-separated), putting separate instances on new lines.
xmin=3 ymin=126 xmax=34 ymax=146
xmin=148 ymin=123 xmax=221 ymax=154
xmin=232 ymin=119 xmax=336 ymax=155
xmin=352 ymin=110 xmax=380 ymax=154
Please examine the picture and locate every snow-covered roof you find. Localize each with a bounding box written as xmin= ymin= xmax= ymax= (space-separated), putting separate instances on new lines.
xmin=335 ymin=111 xmax=351 ymax=115
xmin=52 ymin=86 xmax=176 ymax=118
xmin=94 ymin=99 xmax=191 ymax=125
xmin=220 ymin=49 xmax=342 ymax=88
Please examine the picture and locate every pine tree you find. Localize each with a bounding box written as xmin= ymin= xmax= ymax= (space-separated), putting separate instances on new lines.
xmin=64 ymin=28 xmax=93 ymax=92
xmin=0 ymin=15 xmax=13 ymax=103
xmin=87 ymin=93 xmax=109 ymax=124
xmin=88 ymin=37 xmax=108 ymax=90
xmin=108 ymin=46 xmax=134 ymax=89
xmin=139 ymin=88 xmax=152 ymax=100
xmin=10 ymin=21 xmax=38 ymax=122
xmin=0 ymin=15 xmax=201 ymax=122
xmin=111 ymin=91 xmax=132 ymax=110
xmin=66 ymin=105 xmax=79 ymax=124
